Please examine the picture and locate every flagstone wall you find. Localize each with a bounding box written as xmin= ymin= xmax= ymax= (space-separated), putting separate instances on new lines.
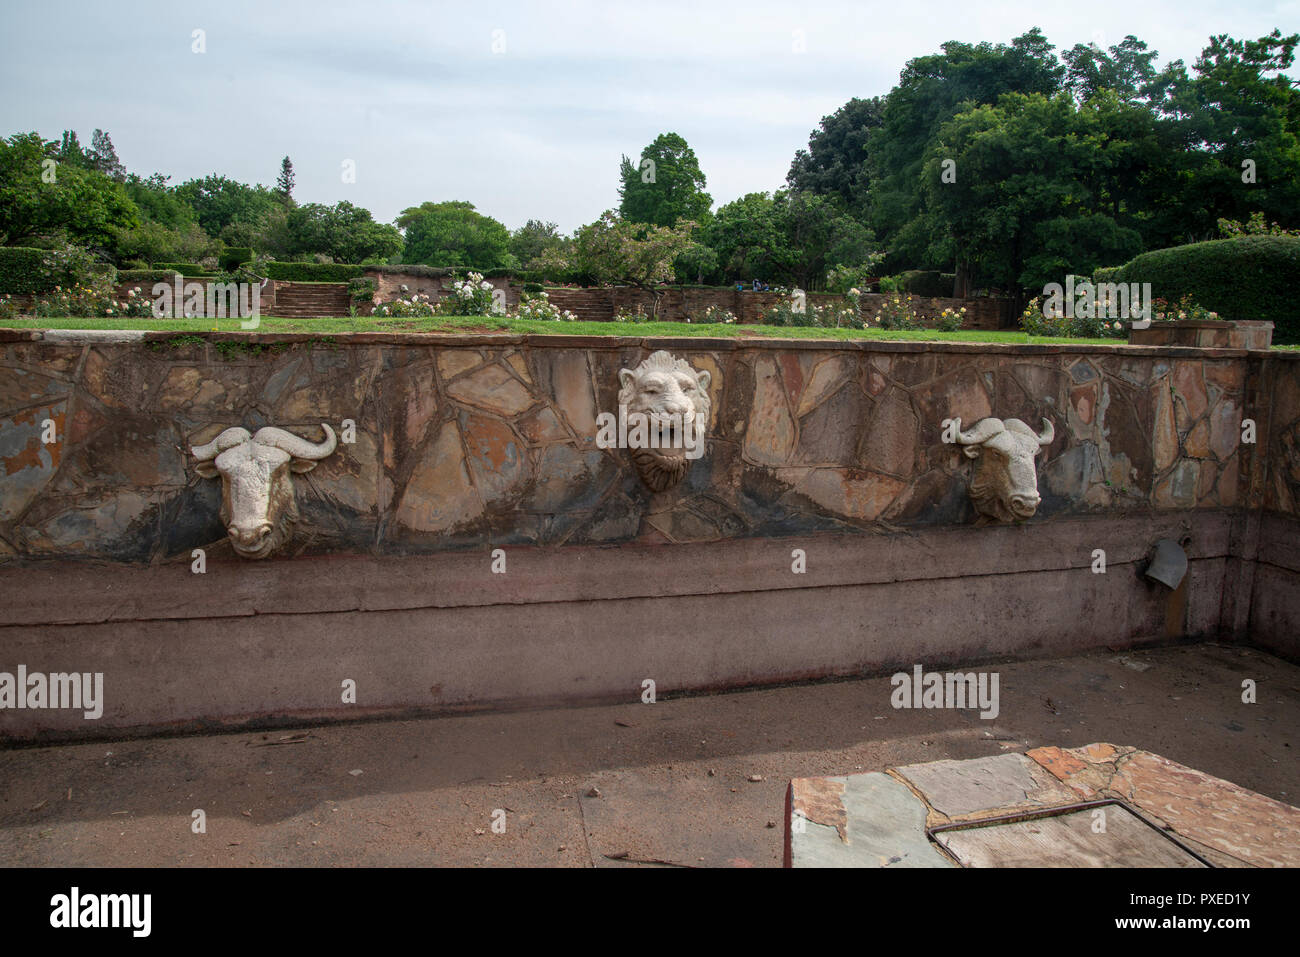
xmin=0 ymin=331 xmax=1288 ymax=564
xmin=1 ymin=329 xmax=1297 ymax=738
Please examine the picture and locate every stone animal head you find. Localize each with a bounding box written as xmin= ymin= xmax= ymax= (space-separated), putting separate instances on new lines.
xmin=617 ymin=350 xmax=712 ymax=492
xmin=951 ymin=416 xmax=1055 ymax=522
xmin=191 ymin=424 xmax=337 ymax=559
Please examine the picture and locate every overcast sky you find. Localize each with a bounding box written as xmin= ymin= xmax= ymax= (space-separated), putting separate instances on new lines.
xmin=1 ymin=1 xmax=1295 ymax=233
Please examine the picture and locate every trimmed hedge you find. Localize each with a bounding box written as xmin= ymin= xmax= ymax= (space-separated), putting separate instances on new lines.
xmin=0 ymin=247 xmax=50 ymax=294
xmin=1111 ymin=235 xmax=1300 ymax=343
xmin=118 ymin=269 xmax=182 ymax=285
xmin=219 ymin=247 xmax=253 ymax=271
xmin=364 ymin=264 xmax=454 ymax=279
xmin=155 ymin=262 xmax=209 ymax=275
xmin=264 ymin=262 xmax=363 ymax=282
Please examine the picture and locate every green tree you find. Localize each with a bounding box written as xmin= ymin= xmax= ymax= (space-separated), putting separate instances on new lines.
xmin=398 ymin=201 xmax=516 ymax=269
xmin=287 ymin=201 xmax=403 ymax=263
xmin=536 ymin=211 xmax=694 ymax=309
xmin=1154 ymin=29 xmax=1300 ymax=232
xmin=700 ymin=190 xmax=876 ymax=288
xmin=917 ymin=92 xmax=1149 ymax=294
xmin=866 ymin=28 xmax=1066 ymax=261
xmin=1062 ymin=36 xmax=1160 ymax=104
xmin=0 ymin=132 xmax=138 ymax=247
xmin=175 ymin=175 xmax=279 ymax=238
xmin=618 ymin=133 xmax=713 ymax=227
xmin=786 ymin=97 xmax=884 ymax=211
xmin=700 ymin=192 xmax=789 ymax=281
xmin=89 ymin=129 xmax=125 ymax=182
xmin=275 ymin=156 xmax=295 ymax=204
xmin=509 ymin=219 xmax=565 ymax=268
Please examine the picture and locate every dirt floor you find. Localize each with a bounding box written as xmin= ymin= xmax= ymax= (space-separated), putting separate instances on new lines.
xmin=1 ymin=641 xmax=1296 ymax=867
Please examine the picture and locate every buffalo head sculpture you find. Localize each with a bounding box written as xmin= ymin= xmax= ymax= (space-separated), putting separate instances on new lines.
xmin=950 ymin=416 xmax=1054 ymax=523
xmin=191 ymin=424 xmax=337 ymax=559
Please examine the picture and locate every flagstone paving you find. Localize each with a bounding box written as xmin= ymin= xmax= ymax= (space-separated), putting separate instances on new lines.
xmin=786 ymin=742 xmax=1300 ymax=867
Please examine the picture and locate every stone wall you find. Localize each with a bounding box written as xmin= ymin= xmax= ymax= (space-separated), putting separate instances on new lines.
xmin=0 ymin=330 xmax=1295 ymax=738
xmin=364 ymin=269 xmax=519 ymax=310
xmin=0 ymin=332 xmax=1281 ymax=561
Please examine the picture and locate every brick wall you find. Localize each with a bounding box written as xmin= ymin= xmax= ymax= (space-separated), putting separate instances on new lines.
xmin=543 ymin=286 xmax=1015 ymax=329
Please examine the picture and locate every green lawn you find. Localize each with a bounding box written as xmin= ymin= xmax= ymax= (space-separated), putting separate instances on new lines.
xmin=0 ymin=313 xmax=1118 ymax=345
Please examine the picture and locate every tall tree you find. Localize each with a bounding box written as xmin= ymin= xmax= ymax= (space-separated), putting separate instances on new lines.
xmin=1155 ymin=29 xmax=1300 ymax=231
xmin=509 ymin=219 xmax=565 ymax=268
xmin=866 ymin=28 xmax=1067 ymax=263
xmin=174 ymin=175 xmax=278 ymax=238
xmin=618 ymin=132 xmax=712 ymax=227
xmin=398 ymin=201 xmax=515 ymax=269
xmin=1062 ymin=36 xmax=1160 ymax=104
xmin=275 ymin=156 xmax=295 ymax=203
xmin=786 ymin=97 xmax=884 ymax=211
xmin=0 ymin=132 xmax=138 ymax=247
xmin=89 ymin=129 xmax=125 ymax=182
xmin=286 ymin=200 xmax=402 ymax=262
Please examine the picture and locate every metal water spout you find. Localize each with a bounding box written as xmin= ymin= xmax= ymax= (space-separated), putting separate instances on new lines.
xmin=1145 ymin=539 xmax=1188 ymax=590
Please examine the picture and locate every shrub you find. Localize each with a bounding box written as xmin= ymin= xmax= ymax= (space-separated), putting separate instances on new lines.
xmin=522 ymin=282 xmax=544 ymax=294
xmin=155 ymin=262 xmax=208 ymax=275
xmin=613 ymin=303 xmax=652 ymax=323
xmin=686 ymin=304 xmax=737 ymax=325
xmin=373 ymin=293 xmax=437 ymax=318
xmin=936 ymin=306 xmax=966 ymax=331
xmin=1018 ymin=296 xmax=1125 ymax=338
xmin=762 ymin=299 xmax=864 ymax=329
xmin=219 ymin=247 xmax=253 ymax=271
xmin=1109 ymin=235 xmax=1300 ymax=343
xmin=263 ymin=262 xmax=363 ymax=282
xmin=30 ymin=276 xmax=153 ymax=319
xmin=874 ymin=294 xmax=923 ymax=330
xmin=347 ymin=277 xmax=378 ymax=304
xmin=514 ymin=290 xmax=576 ymax=321
xmin=365 ymin=264 xmax=454 ymax=279
xmin=761 ymin=299 xmax=818 ymax=327
xmin=436 ymin=271 xmax=498 ymax=316
xmin=0 ymin=247 xmax=52 ymax=294
xmin=1151 ymin=294 xmax=1220 ymax=323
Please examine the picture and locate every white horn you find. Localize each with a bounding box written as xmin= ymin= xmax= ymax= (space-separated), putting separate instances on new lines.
xmin=1036 ymin=417 xmax=1055 ymax=446
xmin=191 ymin=427 xmax=251 ymax=461
xmin=252 ymin=424 xmax=337 ymax=460
xmin=956 ymin=417 xmax=1005 ymax=446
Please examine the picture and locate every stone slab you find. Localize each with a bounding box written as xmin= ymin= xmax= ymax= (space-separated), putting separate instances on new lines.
xmin=1120 ymin=750 xmax=1300 ymax=868
xmin=787 ymin=772 xmax=953 ymax=868
xmin=791 ymin=743 xmax=1300 ymax=868
xmin=891 ymin=753 xmax=1077 ymax=820
xmin=932 ymin=804 xmax=1206 ymax=868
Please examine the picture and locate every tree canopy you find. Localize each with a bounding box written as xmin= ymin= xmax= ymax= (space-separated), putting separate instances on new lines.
xmin=618 ymin=133 xmax=713 ymax=227
xmin=399 ymin=201 xmax=516 ymax=270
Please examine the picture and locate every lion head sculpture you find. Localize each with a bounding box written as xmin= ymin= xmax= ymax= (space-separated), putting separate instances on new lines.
xmin=616 ymin=350 xmax=712 ymax=492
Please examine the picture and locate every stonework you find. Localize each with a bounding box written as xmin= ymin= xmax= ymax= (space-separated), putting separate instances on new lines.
xmin=0 ymin=332 xmax=1292 ymax=563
